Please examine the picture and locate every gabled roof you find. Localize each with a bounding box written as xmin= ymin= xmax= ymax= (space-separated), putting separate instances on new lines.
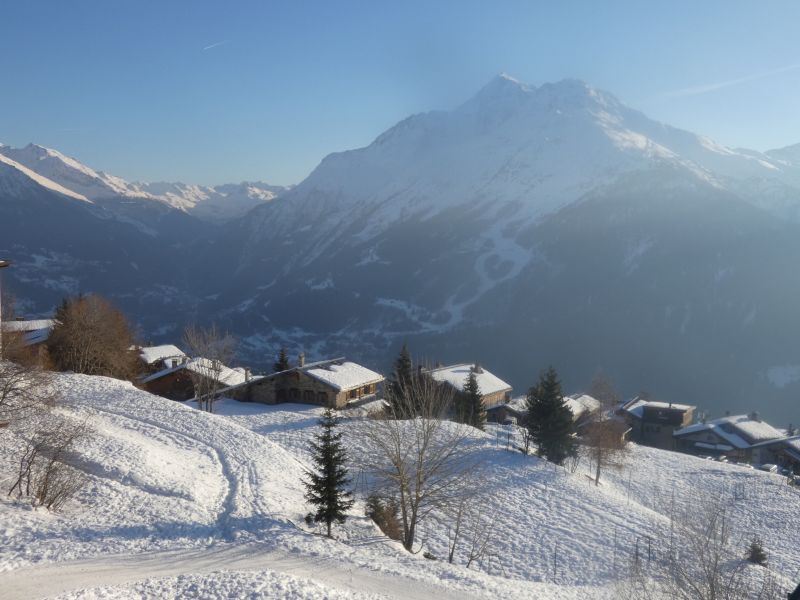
xmin=142 ymin=357 xmax=252 ymax=387
xmin=1 ymin=319 xmax=56 ymax=347
xmin=674 ymin=414 xmax=785 ymax=449
xmin=621 ymin=397 xmax=694 ymax=419
xmin=488 ymin=393 xmax=601 ymax=424
xmin=428 ymin=364 xmax=512 ymax=396
xmin=2 ymin=319 xmax=56 ymax=333
xmin=139 ymin=344 xmax=186 ymax=365
xmin=212 ymin=357 xmax=383 ymax=397
xmin=305 ymin=361 xmax=384 ymax=392
xmin=565 ymin=394 xmax=602 ymax=420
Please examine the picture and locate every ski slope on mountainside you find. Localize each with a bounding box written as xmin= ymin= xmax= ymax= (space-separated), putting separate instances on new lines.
xmin=1 ymin=376 xmax=798 ymax=598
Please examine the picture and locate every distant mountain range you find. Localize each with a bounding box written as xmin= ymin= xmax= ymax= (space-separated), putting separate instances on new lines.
xmin=3 ymin=74 xmax=800 ymax=424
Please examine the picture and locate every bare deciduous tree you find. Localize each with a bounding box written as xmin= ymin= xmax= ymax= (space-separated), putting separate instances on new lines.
xmin=583 ymin=418 xmax=628 ymax=486
xmin=360 ymin=372 xmax=483 ymax=553
xmin=183 ymin=323 xmax=237 ymax=412
xmin=47 ymin=295 xmax=139 ymax=379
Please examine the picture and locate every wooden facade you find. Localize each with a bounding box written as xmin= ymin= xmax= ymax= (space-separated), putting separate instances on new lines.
xmin=227 ymin=360 xmax=384 ymax=409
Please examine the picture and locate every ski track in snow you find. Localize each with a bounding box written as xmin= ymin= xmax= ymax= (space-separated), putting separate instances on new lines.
xmin=1 ymin=375 xmax=799 ymax=599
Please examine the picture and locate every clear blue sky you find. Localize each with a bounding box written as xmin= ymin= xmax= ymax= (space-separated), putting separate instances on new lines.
xmin=2 ymin=1 xmax=800 ymax=186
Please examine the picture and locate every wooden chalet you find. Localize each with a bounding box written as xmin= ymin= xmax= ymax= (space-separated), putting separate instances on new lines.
xmin=223 ymin=354 xmax=384 ymax=409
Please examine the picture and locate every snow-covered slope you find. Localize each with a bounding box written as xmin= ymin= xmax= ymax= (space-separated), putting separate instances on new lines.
xmin=240 ymin=74 xmax=800 ymax=254
xmin=0 ymin=144 xmax=144 ymax=201
xmin=0 ymin=152 xmax=90 ymax=202
xmin=0 ymin=143 xmax=288 ymax=223
xmin=1 ymin=377 xmax=797 ymax=599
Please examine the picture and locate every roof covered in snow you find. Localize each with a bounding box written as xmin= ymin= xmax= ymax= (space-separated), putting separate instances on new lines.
xmin=1 ymin=319 xmax=56 ymax=346
xmin=622 ymin=398 xmax=694 ymax=419
xmin=142 ymin=357 xmax=250 ymax=387
xmin=564 ymin=394 xmax=602 ymax=420
xmin=428 ymin=364 xmax=512 ymax=396
xmin=2 ymin=319 xmax=56 ymax=333
xmin=139 ymin=344 xmax=186 ymax=365
xmin=674 ymin=414 xmax=785 ymax=449
xmin=496 ymin=394 xmax=601 ymax=422
xmin=305 ymin=361 xmax=384 ymax=392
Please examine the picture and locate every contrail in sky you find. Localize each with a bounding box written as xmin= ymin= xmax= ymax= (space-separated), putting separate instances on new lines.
xmin=202 ymin=40 xmax=230 ymax=51
xmin=662 ymin=62 xmax=800 ymax=98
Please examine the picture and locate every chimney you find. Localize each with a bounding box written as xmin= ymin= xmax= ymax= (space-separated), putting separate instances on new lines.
xmin=472 ymin=362 xmax=484 ymax=374
xmin=298 ymin=352 xmax=305 ymax=368
xmin=750 ymin=411 xmax=760 ymax=422
xmin=244 ymin=367 xmax=251 ymax=382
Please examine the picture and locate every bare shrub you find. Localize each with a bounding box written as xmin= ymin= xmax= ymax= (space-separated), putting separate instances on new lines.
xmin=365 ymin=492 xmax=403 ymax=541
xmin=0 ymin=360 xmax=55 ymax=428
xmin=621 ymin=496 xmax=783 ymax=599
xmin=8 ymin=415 xmax=90 ymax=511
xmin=446 ymin=494 xmax=498 ymax=570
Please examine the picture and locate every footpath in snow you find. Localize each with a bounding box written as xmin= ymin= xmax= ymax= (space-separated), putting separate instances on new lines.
xmin=1 ymin=374 xmax=799 ymax=598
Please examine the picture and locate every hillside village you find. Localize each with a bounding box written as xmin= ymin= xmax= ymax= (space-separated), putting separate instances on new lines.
xmin=6 ymin=309 xmax=800 ymax=479
xmin=2 ymin=290 xmax=800 ymax=598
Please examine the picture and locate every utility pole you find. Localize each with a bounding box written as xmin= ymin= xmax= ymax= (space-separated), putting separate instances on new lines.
xmin=0 ymin=260 xmax=10 ymax=356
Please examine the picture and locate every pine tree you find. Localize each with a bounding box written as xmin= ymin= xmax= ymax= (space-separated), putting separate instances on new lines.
xmin=273 ymin=348 xmax=290 ymax=373
xmin=303 ymin=407 xmax=355 ymax=538
xmin=525 ymin=366 xmax=576 ymax=464
xmin=460 ymin=370 xmax=486 ymax=430
xmin=388 ymin=343 xmax=414 ymax=415
xmin=746 ymin=538 xmax=768 ymax=566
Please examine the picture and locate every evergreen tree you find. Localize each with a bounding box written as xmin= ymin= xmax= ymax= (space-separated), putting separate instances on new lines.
xmin=273 ymin=347 xmax=291 ymax=373
xmin=388 ymin=343 xmax=414 ymax=415
xmin=303 ymin=408 xmax=354 ymax=538
xmin=746 ymin=539 xmax=768 ymax=566
xmin=525 ymin=366 xmax=576 ymax=464
xmin=460 ymin=370 xmax=486 ymax=430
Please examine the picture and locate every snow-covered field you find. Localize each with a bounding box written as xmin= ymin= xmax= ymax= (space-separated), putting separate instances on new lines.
xmin=1 ymin=373 xmax=798 ymax=598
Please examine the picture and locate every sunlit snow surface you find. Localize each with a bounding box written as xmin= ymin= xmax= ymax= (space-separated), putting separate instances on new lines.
xmin=0 ymin=375 xmax=798 ymax=598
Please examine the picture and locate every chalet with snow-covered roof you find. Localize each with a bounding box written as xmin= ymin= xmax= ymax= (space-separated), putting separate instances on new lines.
xmin=619 ymin=397 xmax=695 ymax=450
xmin=141 ymin=357 xmax=253 ymax=401
xmin=1 ymin=318 xmax=56 ymax=363
xmin=487 ymin=393 xmax=602 ymax=428
xmin=427 ymin=363 xmax=512 ymax=409
xmin=674 ymin=412 xmax=800 ymax=468
xmin=223 ymin=354 xmax=384 ymax=409
xmin=137 ymin=344 xmax=188 ymax=374
xmin=2 ymin=318 xmax=56 ymax=347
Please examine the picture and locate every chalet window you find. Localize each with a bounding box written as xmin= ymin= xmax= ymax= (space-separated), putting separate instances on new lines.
xmin=303 ymin=390 xmax=314 ymax=403
xmin=317 ymin=391 xmax=327 ymax=404
xmin=276 ymin=389 xmax=286 ymax=402
xmin=349 ymin=389 xmax=358 ymax=399
xmin=290 ymin=388 xmax=299 ymax=401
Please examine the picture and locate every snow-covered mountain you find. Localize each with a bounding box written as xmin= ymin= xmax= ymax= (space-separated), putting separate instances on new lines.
xmin=0 ymin=143 xmax=288 ymax=223
xmin=202 ymin=75 xmax=800 ymax=423
xmin=4 ymin=75 xmax=800 ymax=423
